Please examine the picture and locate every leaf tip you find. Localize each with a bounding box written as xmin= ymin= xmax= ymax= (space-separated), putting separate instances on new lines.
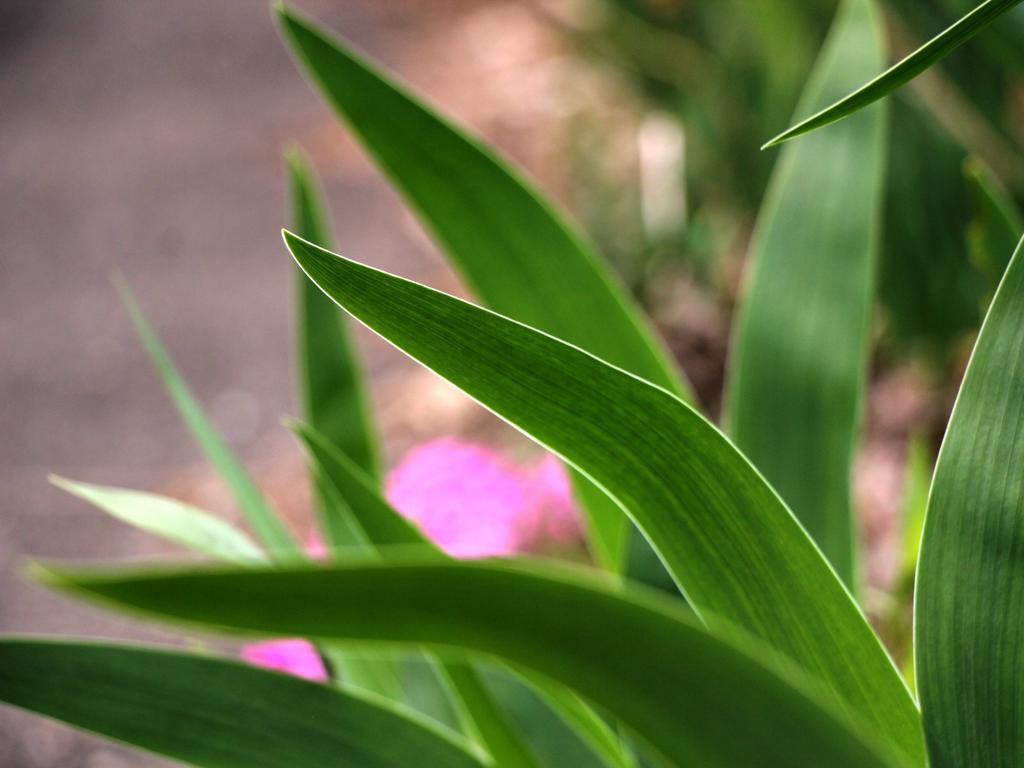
xmin=24 ymin=560 xmax=70 ymax=590
xmin=48 ymin=473 xmax=72 ymax=492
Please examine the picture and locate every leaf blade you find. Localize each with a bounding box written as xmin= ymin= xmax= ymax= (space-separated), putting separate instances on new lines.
xmin=764 ymin=0 xmax=1024 ymax=147
xmin=915 ymin=236 xmax=1024 ymax=766
xmin=295 ymin=422 xmax=631 ymax=768
xmin=288 ymin=148 xmax=380 ymax=486
xmin=37 ymin=560 xmax=909 ymax=768
xmin=50 ymin=476 xmax=265 ymax=565
xmin=0 ymin=638 xmax=485 ymax=768
xmin=726 ymin=0 xmax=888 ymax=585
xmin=275 ymin=3 xmax=693 ymax=572
xmin=282 ymin=232 xmax=924 ymax=764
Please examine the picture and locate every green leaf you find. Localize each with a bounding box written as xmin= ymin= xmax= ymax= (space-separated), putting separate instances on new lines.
xmin=0 ymin=638 xmax=485 ymax=768
xmin=117 ymin=278 xmax=403 ymax=694
xmin=281 ymin=232 xmax=925 ymax=764
xmin=915 ymin=235 xmax=1024 ymax=766
xmin=288 ymin=148 xmax=380 ymax=487
xmin=275 ymin=3 xmax=694 ymax=572
xmin=36 ymin=560 xmax=910 ymax=768
xmin=966 ymin=156 xmax=1024 ymax=294
xmin=116 ymin=279 xmax=298 ymax=558
xmin=295 ymin=422 xmax=628 ymax=768
xmin=726 ymin=0 xmax=887 ymax=586
xmin=286 ymin=148 xmax=408 ymax=703
xmin=879 ymin=95 xmax=982 ymax=353
xmin=764 ymin=0 xmax=1024 ymax=147
xmin=900 ymin=438 xmax=932 ymax=582
xmin=50 ymin=475 xmax=264 ymax=564
xmin=293 ymin=422 xmax=431 ymax=551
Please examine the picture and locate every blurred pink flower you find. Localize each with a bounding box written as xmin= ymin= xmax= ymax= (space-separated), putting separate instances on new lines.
xmin=240 ymin=638 xmax=327 ymax=682
xmin=385 ymin=437 xmax=581 ymax=557
xmin=242 ymin=438 xmax=580 ymax=681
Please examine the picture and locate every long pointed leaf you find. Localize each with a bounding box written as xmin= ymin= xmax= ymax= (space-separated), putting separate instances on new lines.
xmin=296 ymin=422 xmax=628 ymax=768
xmin=0 ymin=638 xmax=484 ymax=768
xmin=915 ymin=235 xmax=1024 ymax=766
xmin=286 ymin=147 xmax=406 ymax=703
xmin=288 ymin=148 xmax=380 ymax=486
xmin=50 ymin=476 xmax=264 ymax=565
xmin=726 ymin=0 xmax=887 ymax=586
xmin=764 ymin=0 xmax=1024 ymax=147
xmin=37 ymin=561 xmax=909 ymax=768
xmin=281 ymin=232 xmax=924 ymax=763
xmin=275 ymin=3 xmax=692 ymax=572
xmin=117 ymin=280 xmax=298 ymax=557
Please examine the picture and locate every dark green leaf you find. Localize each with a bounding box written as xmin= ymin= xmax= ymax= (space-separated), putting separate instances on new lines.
xmin=764 ymin=0 xmax=1024 ymax=147
xmin=915 ymin=235 xmax=1024 ymax=766
xmin=288 ymin=148 xmax=380 ymax=488
xmin=295 ymin=422 xmax=627 ymax=768
xmin=293 ymin=422 xmax=431 ymax=551
xmin=966 ymin=156 xmax=1024 ymax=294
xmin=727 ymin=0 xmax=887 ymax=585
xmin=36 ymin=560 xmax=910 ymax=768
xmin=0 ymin=638 xmax=485 ymax=768
xmin=879 ymin=95 xmax=982 ymax=354
xmin=282 ymin=233 xmax=924 ymax=764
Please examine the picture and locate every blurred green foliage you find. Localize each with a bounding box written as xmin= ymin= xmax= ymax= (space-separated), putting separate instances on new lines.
xmin=570 ymin=0 xmax=1024 ymax=359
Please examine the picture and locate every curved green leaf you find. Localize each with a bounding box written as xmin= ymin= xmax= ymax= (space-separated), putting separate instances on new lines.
xmin=764 ymin=0 xmax=1024 ymax=147
xmin=50 ymin=475 xmax=264 ymax=564
xmin=288 ymin=148 xmax=380 ymax=487
xmin=281 ymin=232 xmax=924 ymax=763
xmin=295 ymin=422 xmax=628 ymax=768
xmin=727 ymin=0 xmax=888 ymax=586
xmin=915 ymin=235 xmax=1024 ymax=767
xmin=275 ymin=3 xmax=693 ymax=572
xmin=36 ymin=561 xmax=909 ymax=768
xmin=286 ymin=148 xmax=407 ymax=703
xmin=116 ymin=280 xmax=298 ymax=558
xmin=0 ymin=638 xmax=484 ymax=768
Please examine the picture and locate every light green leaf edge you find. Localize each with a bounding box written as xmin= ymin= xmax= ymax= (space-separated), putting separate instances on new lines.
xmin=34 ymin=560 xmax=911 ymax=768
xmin=294 ymin=421 xmax=633 ymax=768
xmin=764 ymin=0 xmax=1024 ymax=147
xmin=281 ymin=232 xmax=925 ymax=764
xmin=915 ymin=235 xmax=1024 ymax=766
xmin=50 ymin=476 xmax=264 ymax=565
xmin=726 ymin=0 xmax=888 ymax=586
xmin=274 ymin=2 xmax=694 ymax=572
xmin=0 ymin=638 xmax=485 ymax=768
xmin=115 ymin=279 xmax=298 ymax=558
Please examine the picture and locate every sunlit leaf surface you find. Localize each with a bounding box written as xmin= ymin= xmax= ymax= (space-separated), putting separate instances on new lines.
xmin=282 ymin=233 xmax=924 ymax=764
